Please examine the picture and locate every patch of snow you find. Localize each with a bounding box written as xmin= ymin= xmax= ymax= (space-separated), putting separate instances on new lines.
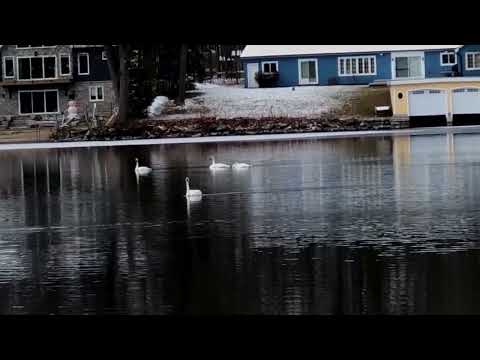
xmin=157 ymin=83 xmax=364 ymax=120
xmin=147 ymin=96 xmax=170 ymax=117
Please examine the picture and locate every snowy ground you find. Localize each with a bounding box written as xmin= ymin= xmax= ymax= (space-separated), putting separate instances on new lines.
xmin=155 ymin=83 xmax=366 ymax=120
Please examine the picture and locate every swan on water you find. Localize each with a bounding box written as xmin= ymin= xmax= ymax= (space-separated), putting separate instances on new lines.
xmin=135 ymin=158 xmax=152 ymax=176
xmin=185 ymin=177 xmax=202 ymax=198
xmin=209 ymin=156 xmax=230 ymax=170
xmin=232 ymin=162 xmax=251 ymax=169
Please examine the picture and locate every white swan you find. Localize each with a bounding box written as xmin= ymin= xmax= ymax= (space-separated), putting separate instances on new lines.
xmin=185 ymin=177 xmax=202 ymax=198
xmin=135 ymin=158 xmax=152 ymax=176
xmin=209 ymin=156 xmax=230 ymax=170
xmin=232 ymin=162 xmax=251 ymax=169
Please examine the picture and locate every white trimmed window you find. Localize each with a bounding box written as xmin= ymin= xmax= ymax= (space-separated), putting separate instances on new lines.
xmin=440 ymin=51 xmax=456 ymax=66
xmin=18 ymin=90 xmax=59 ymax=115
xmin=466 ymin=52 xmax=480 ymax=70
xmin=298 ymin=59 xmax=318 ymax=85
xmin=3 ymin=56 xmax=15 ymax=79
xmin=89 ymin=85 xmax=104 ymax=102
xmin=102 ymin=51 xmax=108 ymax=61
xmin=338 ymin=56 xmax=376 ymax=76
xmin=78 ymin=53 xmax=90 ymax=75
xmin=60 ymin=54 xmax=71 ymax=75
xmin=17 ymin=56 xmax=57 ymax=80
xmin=261 ymin=61 xmax=278 ymax=73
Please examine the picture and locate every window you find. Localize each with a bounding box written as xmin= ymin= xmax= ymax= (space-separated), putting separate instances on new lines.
xmin=78 ymin=53 xmax=90 ymax=75
xmin=338 ymin=56 xmax=376 ymax=76
xmin=298 ymin=59 xmax=318 ymax=85
xmin=18 ymin=90 xmax=59 ymax=114
xmin=3 ymin=56 xmax=15 ymax=79
xmin=17 ymin=56 xmax=57 ymax=80
xmin=261 ymin=61 xmax=278 ymax=73
xmin=60 ymin=54 xmax=71 ymax=75
xmin=466 ymin=52 xmax=480 ymax=70
xmin=393 ymin=53 xmax=424 ymax=79
xmin=89 ymin=85 xmax=104 ymax=102
xmin=102 ymin=51 xmax=108 ymax=61
xmin=440 ymin=51 xmax=456 ymax=66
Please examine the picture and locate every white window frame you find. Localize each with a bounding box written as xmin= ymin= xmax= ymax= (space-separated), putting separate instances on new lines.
xmin=465 ymin=52 xmax=480 ymax=70
xmin=440 ymin=51 xmax=457 ymax=66
xmin=391 ymin=51 xmax=425 ymax=80
xmin=298 ymin=58 xmax=318 ymax=85
xmin=16 ymin=55 xmax=57 ymax=81
xmin=3 ymin=56 xmax=15 ymax=79
xmin=338 ymin=55 xmax=376 ymax=76
xmin=89 ymin=85 xmax=105 ymax=102
xmin=59 ymin=54 xmax=71 ymax=76
xmin=261 ymin=61 xmax=279 ymax=73
xmin=78 ymin=53 xmax=90 ymax=75
xmin=18 ymin=89 xmax=60 ymax=115
xmin=102 ymin=51 xmax=108 ymax=61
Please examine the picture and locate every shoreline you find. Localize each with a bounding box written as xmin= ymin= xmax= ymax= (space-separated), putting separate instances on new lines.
xmin=0 ymin=125 xmax=479 ymax=151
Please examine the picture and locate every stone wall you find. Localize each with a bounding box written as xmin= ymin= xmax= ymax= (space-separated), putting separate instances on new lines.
xmin=0 ymin=81 xmax=114 ymax=124
xmin=72 ymin=80 xmax=114 ymax=119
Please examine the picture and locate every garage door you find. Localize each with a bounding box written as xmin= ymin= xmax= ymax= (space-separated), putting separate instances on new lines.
xmin=408 ymin=89 xmax=447 ymax=117
xmin=452 ymin=88 xmax=480 ymax=115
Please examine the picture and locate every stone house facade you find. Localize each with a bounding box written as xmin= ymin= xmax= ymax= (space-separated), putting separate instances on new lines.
xmin=0 ymin=44 xmax=114 ymax=124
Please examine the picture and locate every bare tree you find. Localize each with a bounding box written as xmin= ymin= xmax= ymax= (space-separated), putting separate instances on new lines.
xmin=176 ymin=43 xmax=188 ymax=106
xmin=104 ymin=43 xmax=131 ymax=126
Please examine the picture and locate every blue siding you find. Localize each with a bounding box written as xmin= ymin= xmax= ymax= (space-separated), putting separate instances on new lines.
xmin=317 ymin=53 xmax=391 ymax=85
xmin=72 ymin=47 xmax=111 ymax=82
xmin=243 ymin=57 xmax=299 ymax=87
xmin=242 ymin=46 xmax=480 ymax=88
xmin=459 ymin=45 xmax=480 ymax=76
xmin=425 ymin=50 xmax=455 ymax=78
xmin=244 ymin=53 xmax=392 ymax=87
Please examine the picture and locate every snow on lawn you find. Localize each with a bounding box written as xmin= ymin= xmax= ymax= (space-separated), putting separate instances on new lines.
xmin=157 ymin=83 xmax=366 ymax=120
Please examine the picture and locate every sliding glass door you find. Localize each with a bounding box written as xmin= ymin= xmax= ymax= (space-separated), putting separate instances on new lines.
xmin=392 ymin=52 xmax=424 ymax=79
xmin=298 ymin=59 xmax=318 ymax=85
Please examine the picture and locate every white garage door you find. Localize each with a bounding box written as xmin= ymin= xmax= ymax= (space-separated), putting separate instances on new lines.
xmin=408 ymin=89 xmax=447 ymax=117
xmin=452 ymin=88 xmax=480 ymax=115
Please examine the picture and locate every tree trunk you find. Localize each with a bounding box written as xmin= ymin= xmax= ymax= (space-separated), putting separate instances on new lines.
xmin=118 ymin=43 xmax=131 ymax=125
xmin=104 ymin=45 xmax=120 ymax=105
xmin=143 ymin=44 xmax=154 ymax=104
xmin=176 ymin=44 xmax=188 ymax=106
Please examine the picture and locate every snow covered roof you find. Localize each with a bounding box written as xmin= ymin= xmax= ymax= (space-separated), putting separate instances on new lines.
xmin=241 ymin=45 xmax=462 ymax=58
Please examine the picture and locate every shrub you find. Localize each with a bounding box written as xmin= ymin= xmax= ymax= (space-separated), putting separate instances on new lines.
xmin=255 ymin=71 xmax=279 ymax=88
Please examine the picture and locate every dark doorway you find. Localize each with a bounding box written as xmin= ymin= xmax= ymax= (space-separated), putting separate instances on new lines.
xmin=409 ymin=116 xmax=447 ymax=128
xmin=452 ymin=114 xmax=480 ymax=126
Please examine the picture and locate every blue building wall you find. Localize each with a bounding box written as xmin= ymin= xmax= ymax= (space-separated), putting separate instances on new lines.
xmin=242 ymin=46 xmax=480 ymax=88
xmin=458 ymin=44 xmax=480 ymax=77
xmin=425 ymin=50 xmax=455 ymax=78
xmin=72 ymin=47 xmax=111 ymax=82
xmin=317 ymin=53 xmax=391 ymax=85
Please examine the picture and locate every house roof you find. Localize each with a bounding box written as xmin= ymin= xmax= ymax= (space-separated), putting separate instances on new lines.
xmin=240 ymin=45 xmax=462 ymax=59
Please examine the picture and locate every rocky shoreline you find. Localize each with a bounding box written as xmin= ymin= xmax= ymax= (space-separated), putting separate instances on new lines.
xmin=50 ymin=116 xmax=409 ymax=141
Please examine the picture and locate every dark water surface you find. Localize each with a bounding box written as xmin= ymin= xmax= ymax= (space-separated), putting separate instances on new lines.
xmin=1 ymin=133 xmax=480 ymax=315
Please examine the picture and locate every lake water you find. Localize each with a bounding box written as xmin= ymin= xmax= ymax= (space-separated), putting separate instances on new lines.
xmin=1 ymin=131 xmax=480 ymax=315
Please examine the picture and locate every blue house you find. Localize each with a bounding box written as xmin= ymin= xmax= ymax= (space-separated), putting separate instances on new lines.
xmin=240 ymin=45 xmax=480 ymax=88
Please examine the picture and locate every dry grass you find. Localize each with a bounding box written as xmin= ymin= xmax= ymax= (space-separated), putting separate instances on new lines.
xmin=0 ymin=128 xmax=53 ymax=143
xmin=335 ymin=86 xmax=392 ymax=117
